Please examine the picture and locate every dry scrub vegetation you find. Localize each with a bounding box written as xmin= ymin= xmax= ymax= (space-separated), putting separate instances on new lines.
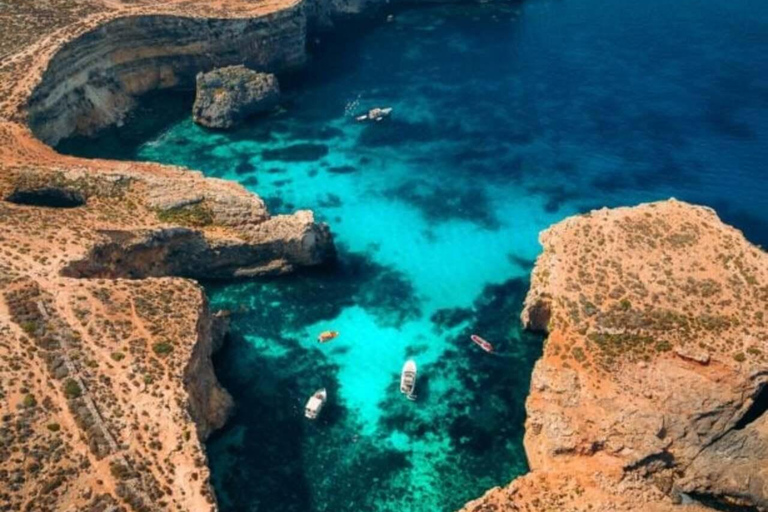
xmin=530 ymin=200 xmax=767 ymax=374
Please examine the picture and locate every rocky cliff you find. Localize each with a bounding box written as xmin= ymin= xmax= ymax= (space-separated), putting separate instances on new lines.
xmin=0 ymin=1 xmax=337 ymax=510
xmin=4 ymin=1 xmax=765 ymax=512
xmin=0 ymin=158 xmax=335 ymax=511
xmin=461 ymin=199 xmax=768 ymax=512
xmin=27 ymin=8 xmax=305 ymax=145
xmin=193 ymin=66 xmax=281 ymax=129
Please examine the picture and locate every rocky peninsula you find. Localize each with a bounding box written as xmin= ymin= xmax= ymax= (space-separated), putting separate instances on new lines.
xmin=0 ymin=0 xmax=338 ymax=510
xmin=462 ymin=200 xmax=767 ymax=512
xmin=0 ymin=1 xmax=766 ymax=512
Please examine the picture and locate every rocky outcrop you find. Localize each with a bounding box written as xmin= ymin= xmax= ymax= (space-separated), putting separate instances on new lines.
xmin=185 ymin=298 xmax=234 ymax=440
xmin=461 ymin=199 xmax=768 ymax=512
xmin=0 ymin=88 xmax=332 ymax=512
xmin=193 ymin=66 xmax=280 ymax=129
xmin=26 ymin=7 xmax=306 ymax=145
xmin=61 ymin=212 xmax=333 ymax=279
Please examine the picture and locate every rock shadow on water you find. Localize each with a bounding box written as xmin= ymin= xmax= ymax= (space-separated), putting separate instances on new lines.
xmin=262 ymin=143 xmax=329 ymax=162
xmin=211 ymin=330 xmax=415 ymax=511
xmin=428 ymin=278 xmax=544 ymax=470
xmin=208 ymin=331 xmax=342 ymax=512
xmin=262 ymin=196 xmax=295 ymax=214
xmin=205 ymin=247 xmax=422 ymax=335
xmin=507 ymin=253 xmax=536 ymax=271
xmin=55 ymin=90 xmax=194 ymax=160
xmin=384 ymin=179 xmax=500 ymax=229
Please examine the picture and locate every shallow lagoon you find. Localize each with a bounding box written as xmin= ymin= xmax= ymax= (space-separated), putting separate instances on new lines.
xmin=58 ymin=0 xmax=768 ymax=510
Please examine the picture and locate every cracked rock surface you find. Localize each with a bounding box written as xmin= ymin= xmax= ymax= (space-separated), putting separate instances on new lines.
xmin=461 ymin=200 xmax=768 ymax=512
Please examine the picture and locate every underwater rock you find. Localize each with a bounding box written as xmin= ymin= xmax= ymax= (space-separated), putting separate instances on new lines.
xmin=193 ymin=66 xmax=280 ymax=129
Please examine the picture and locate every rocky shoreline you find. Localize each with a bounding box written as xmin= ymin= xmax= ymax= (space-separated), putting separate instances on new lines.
xmin=461 ymin=200 xmax=767 ymax=512
xmin=0 ymin=1 xmax=766 ymax=512
xmin=0 ymin=1 xmax=341 ymax=509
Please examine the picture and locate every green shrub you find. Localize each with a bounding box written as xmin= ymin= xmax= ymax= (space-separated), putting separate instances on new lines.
xmin=156 ymin=203 xmax=214 ymax=227
xmin=22 ymin=393 xmax=37 ymax=408
xmin=63 ymin=379 xmax=82 ymax=399
xmin=733 ymin=352 xmax=746 ymax=363
xmin=47 ymin=423 xmax=61 ymax=432
xmin=109 ymin=461 xmax=131 ymax=480
xmin=20 ymin=321 xmax=37 ymax=335
xmin=110 ymin=351 xmax=125 ymax=362
xmin=152 ymin=342 xmax=173 ymax=356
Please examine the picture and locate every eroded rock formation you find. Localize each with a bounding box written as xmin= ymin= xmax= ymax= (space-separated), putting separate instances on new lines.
xmin=461 ymin=199 xmax=768 ymax=512
xmin=3 ymin=0 xmax=765 ymax=511
xmin=0 ymin=1 xmax=337 ymax=510
xmin=25 ymin=7 xmax=306 ymax=146
xmin=193 ymin=66 xmax=280 ymax=129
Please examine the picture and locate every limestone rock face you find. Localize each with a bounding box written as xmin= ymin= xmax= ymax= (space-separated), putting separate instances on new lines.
xmin=0 ymin=149 xmax=333 ymax=512
xmin=184 ymin=298 xmax=234 ymax=440
xmin=193 ymin=66 xmax=280 ymax=129
xmin=461 ymin=199 xmax=768 ymax=512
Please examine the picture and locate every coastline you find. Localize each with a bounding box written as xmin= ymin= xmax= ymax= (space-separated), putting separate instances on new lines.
xmin=0 ymin=1 xmax=766 ymax=511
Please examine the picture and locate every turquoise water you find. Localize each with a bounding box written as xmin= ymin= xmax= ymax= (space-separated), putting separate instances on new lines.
xmin=58 ymin=0 xmax=768 ymax=510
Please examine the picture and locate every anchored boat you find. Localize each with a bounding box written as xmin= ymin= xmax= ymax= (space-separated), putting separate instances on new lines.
xmin=317 ymin=331 xmax=339 ymax=343
xmin=470 ymin=334 xmax=494 ymax=353
xmin=356 ymin=107 xmax=393 ymax=122
xmin=305 ymin=388 xmax=327 ymax=420
xmin=400 ymin=360 xmax=417 ymax=401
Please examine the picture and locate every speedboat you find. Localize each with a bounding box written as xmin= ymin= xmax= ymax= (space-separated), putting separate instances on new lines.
xmin=356 ymin=107 xmax=393 ymax=122
xmin=471 ymin=334 xmax=494 ymax=353
xmin=400 ymin=360 xmax=417 ymax=401
xmin=305 ymin=388 xmax=327 ymax=420
xmin=317 ymin=331 xmax=339 ymax=343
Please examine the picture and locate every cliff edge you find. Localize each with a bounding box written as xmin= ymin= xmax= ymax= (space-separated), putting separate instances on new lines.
xmin=0 ymin=1 xmax=336 ymax=510
xmin=461 ymin=199 xmax=768 ymax=512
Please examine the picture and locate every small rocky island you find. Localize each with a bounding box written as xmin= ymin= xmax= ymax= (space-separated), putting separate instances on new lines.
xmin=193 ymin=66 xmax=281 ymax=129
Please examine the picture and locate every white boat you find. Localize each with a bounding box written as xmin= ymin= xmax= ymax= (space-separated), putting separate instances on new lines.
xmin=400 ymin=360 xmax=417 ymax=401
xmin=356 ymin=107 xmax=393 ymax=122
xmin=305 ymin=388 xmax=327 ymax=419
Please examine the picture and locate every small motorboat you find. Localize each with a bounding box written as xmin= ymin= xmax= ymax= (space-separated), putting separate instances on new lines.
xmin=356 ymin=107 xmax=393 ymax=122
xmin=471 ymin=334 xmax=494 ymax=353
xmin=305 ymin=388 xmax=327 ymax=420
xmin=400 ymin=360 xmax=417 ymax=401
xmin=317 ymin=331 xmax=339 ymax=343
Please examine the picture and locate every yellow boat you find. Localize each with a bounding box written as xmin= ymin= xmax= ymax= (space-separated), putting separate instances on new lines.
xmin=317 ymin=331 xmax=339 ymax=343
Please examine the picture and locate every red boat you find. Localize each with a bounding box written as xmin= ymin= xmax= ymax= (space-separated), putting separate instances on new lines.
xmin=471 ymin=334 xmax=494 ymax=353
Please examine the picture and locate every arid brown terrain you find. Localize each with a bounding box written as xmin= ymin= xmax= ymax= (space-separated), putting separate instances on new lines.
xmin=462 ymin=200 xmax=767 ymax=512
xmin=0 ymin=0 xmax=766 ymax=511
xmin=0 ymin=0 xmax=335 ymax=510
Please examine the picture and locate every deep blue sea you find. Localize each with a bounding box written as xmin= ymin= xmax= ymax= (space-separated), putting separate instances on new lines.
xmin=58 ymin=0 xmax=768 ymax=510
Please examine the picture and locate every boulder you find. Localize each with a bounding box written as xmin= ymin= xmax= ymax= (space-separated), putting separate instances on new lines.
xmin=193 ymin=65 xmax=280 ymax=129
